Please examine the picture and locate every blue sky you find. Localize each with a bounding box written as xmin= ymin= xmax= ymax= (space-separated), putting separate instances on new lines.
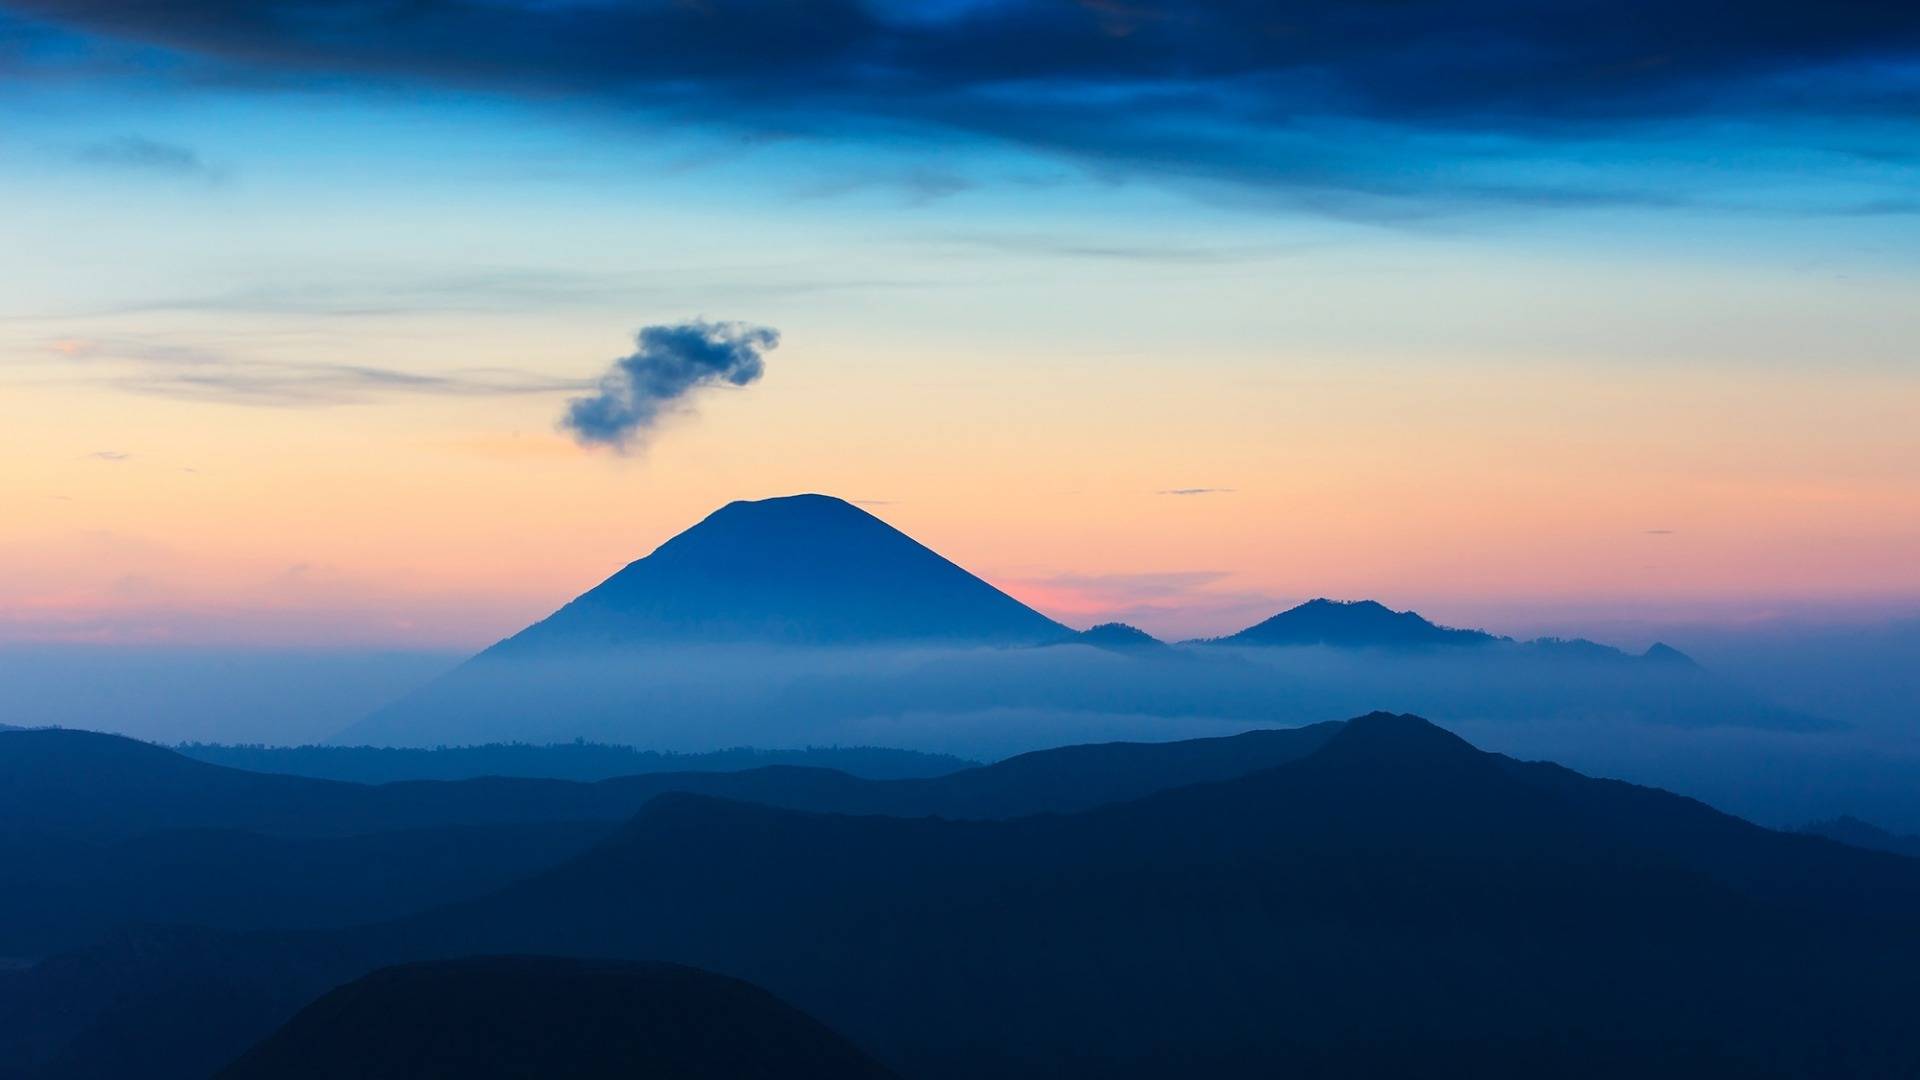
xmin=1 ymin=0 xmax=1917 ymax=647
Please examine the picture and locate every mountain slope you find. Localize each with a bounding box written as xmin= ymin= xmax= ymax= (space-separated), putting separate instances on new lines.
xmin=494 ymin=494 xmax=1065 ymax=651
xmin=12 ymin=714 xmax=1920 ymax=1079
xmin=0 ymin=822 xmax=611 ymax=959
xmin=217 ymin=957 xmax=894 ymax=1080
xmin=1209 ymin=598 xmax=1501 ymax=648
xmin=401 ymin=716 xmax=1920 ymax=1077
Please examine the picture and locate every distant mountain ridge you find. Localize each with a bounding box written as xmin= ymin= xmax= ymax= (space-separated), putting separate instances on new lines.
xmin=1207 ymin=598 xmax=1701 ymax=668
xmin=177 ymin=741 xmax=970 ymax=785
xmin=1206 ymin=598 xmax=1503 ymax=648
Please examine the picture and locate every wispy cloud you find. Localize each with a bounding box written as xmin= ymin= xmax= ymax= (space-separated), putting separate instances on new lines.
xmin=85 ymin=450 xmax=131 ymax=462
xmin=73 ymin=135 xmax=218 ymax=180
xmin=561 ymin=319 xmax=778 ymax=453
xmin=794 ymin=166 xmax=977 ymax=206
xmin=1034 ymin=571 xmax=1238 ymax=600
xmin=3 ymin=265 xmax=930 ymax=323
xmin=1158 ymin=487 xmax=1234 ymax=496
xmin=942 ymin=233 xmax=1315 ymax=265
xmin=1003 ymin=569 xmax=1285 ymax=640
xmin=126 ymin=362 xmax=588 ymax=408
xmin=41 ymin=337 xmax=588 ymax=407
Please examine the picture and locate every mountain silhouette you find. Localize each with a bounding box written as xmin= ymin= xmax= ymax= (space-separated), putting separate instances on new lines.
xmin=1643 ymin=641 xmax=1701 ymax=667
xmin=1209 ymin=598 xmax=1501 ymax=648
xmin=12 ymin=713 xmax=1920 ymax=1079
xmin=491 ymin=494 xmax=1066 ymax=651
xmin=349 ymin=494 xmax=1076 ymax=745
xmin=217 ymin=957 xmax=893 ymax=1080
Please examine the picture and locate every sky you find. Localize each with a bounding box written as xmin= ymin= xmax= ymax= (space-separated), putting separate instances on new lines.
xmin=3 ymin=0 xmax=1919 ymax=649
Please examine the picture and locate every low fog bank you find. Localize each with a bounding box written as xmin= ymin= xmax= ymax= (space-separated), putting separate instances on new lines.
xmin=1453 ymin=718 xmax=1920 ymax=832
xmin=335 ymin=638 xmax=1920 ymax=829
xmin=1501 ymin=610 xmax=1919 ymax=733
xmin=9 ymin=627 xmax=1915 ymax=831
xmin=1661 ymin=617 xmax=1920 ymax=732
xmin=351 ymin=640 xmax=1823 ymax=751
xmin=0 ymin=646 xmax=462 ymax=744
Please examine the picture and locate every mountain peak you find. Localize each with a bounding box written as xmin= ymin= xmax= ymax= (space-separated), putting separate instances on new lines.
xmin=1068 ymin=622 xmax=1167 ymax=651
xmin=1321 ymin=711 xmax=1482 ymax=761
xmin=701 ymin=492 xmax=870 ymax=526
xmin=1642 ymin=642 xmax=1699 ymax=667
xmin=1211 ymin=598 xmax=1500 ymax=649
xmin=491 ymin=494 xmax=1068 ymax=650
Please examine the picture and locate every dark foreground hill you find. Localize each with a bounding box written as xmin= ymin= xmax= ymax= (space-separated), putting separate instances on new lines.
xmin=217 ymin=957 xmax=894 ymax=1080
xmin=0 ymin=822 xmax=609 ymax=959
xmin=7 ymin=714 xmax=1918 ymax=1080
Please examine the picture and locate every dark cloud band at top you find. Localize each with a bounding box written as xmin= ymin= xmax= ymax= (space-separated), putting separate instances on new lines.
xmin=5 ymin=0 xmax=1917 ymax=210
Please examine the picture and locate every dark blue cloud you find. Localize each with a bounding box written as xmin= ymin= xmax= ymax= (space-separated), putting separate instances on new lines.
xmin=561 ymin=320 xmax=779 ymax=453
xmin=5 ymin=1 xmax=1917 ymax=208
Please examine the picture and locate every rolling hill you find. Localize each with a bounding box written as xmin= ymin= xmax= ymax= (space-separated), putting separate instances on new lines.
xmin=0 ymin=721 xmax=1339 ymax=960
xmin=8 ymin=713 xmax=1917 ymax=1079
